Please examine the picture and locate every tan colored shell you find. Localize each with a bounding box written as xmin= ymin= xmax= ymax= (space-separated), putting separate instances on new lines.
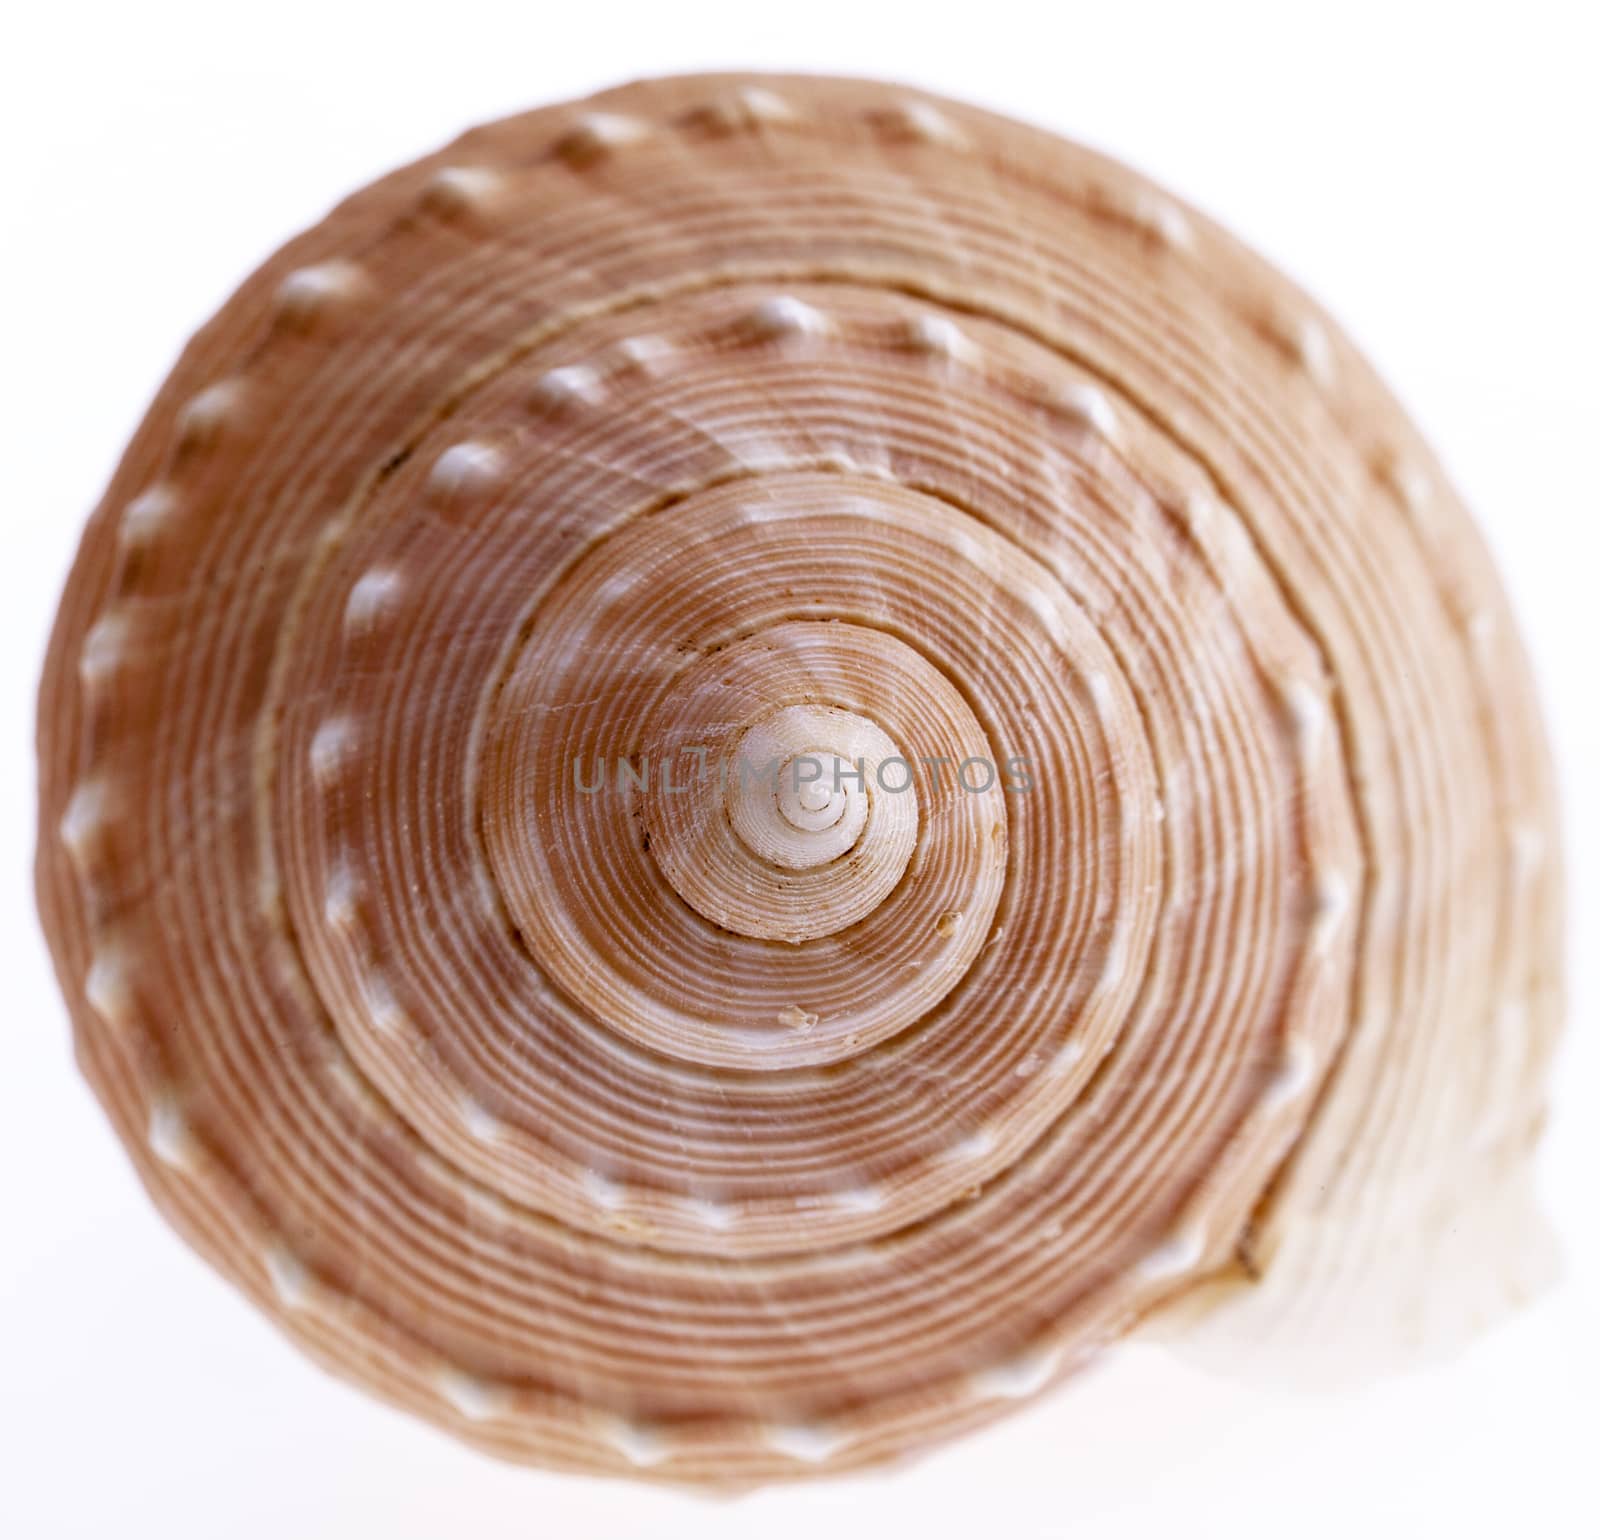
xmin=36 ymin=73 xmax=1563 ymax=1484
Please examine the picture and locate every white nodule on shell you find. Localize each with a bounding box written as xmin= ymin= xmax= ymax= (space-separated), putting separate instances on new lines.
xmin=1280 ymin=675 xmax=1329 ymax=755
xmin=748 ymin=295 xmax=826 ymax=341
xmin=423 ymin=165 xmax=503 ymax=215
xmin=1095 ymin=933 xmax=1128 ymax=995
xmin=1511 ymin=821 xmax=1545 ymax=882
xmin=947 ymin=1129 xmax=996 ymax=1163
xmin=1025 ymin=584 xmax=1072 ymax=649
xmin=970 ymin=1343 xmax=1061 ymax=1400
xmin=583 ymin=1170 xmax=625 ymax=1211
xmin=1130 ymin=192 xmax=1193 ymax=250
xmin=596 ymin=571 xmax=642 ymax=607
xmin=324 ymin=1054 xmax=367 ymax=1108
xmin=765 ymin=1421 xmax=848 ymax=1463
xmin=731 ymin=86 xmax=794 ymax=124
xmin=613 ymin=335 xmax=674 ymax=375
xmin=1049 ymin=1039 xmax=1086 ymax=1075
xmin=178 ymin=381 xmax=244 ymax=445
xmin=686 ymin=1197 xmax=733 ymax=1232
xmin=309 ymin=716 xmax=357 ymax=785
xmin=429 ymin=440 xmax=504 ymax=502
xmin=363 ymin=972 xmax=407 ymax=1036
xmin=557 ymin=112 xmax=651 ymax=160
xmin=470 ymin=861 xmax=503 ymax=923
xmin=1138 ymin=1223 xmax=1206 ymax=1283
xmin=1311 ymin=871 xmax=1352 ymax=956
xmin=1389 ymin=459 xmax=1433 ymax=517
xmin=147 ymin=1094 xmax=190 ymax=1168
xmin=344 ymin=567 xmax=403 ymax=635
xmin=86 ymin=948 xmax=131 ymax=1025
xmin=1181 ymin=490 xmax=1218 ymax=539
xmin=1085 ymin=669 xmax=1115 ymax=716
xmin=530 ymin=364 xmax=606 ymax=412
xmin=885 ymin=99 xmax=966 ymax=148
xmin=458 ymin=1096 xmax=502 ymax=1142
xmin=255 ymin=867 xmax=283 ymax=925
xmin=464 ymin=1183 xmax=515 ymax=1230
xmin=902 ymin=313 xmax=969 ymax=360
xmin=437 ymin=1369 xmax=504 ymax=1423
xmin=275 ymin=260 xmax=362 ymax=324
xmin=60 ymin=780 xmax=110 ymax=864
xmin=265 ymin=1245 xmax=312 ymax=1310
xmin=777 ymin=1004 xmax=819 ymax=1032
xmin=79 ymin=611 xmax=131 ymax=685
xmin=694 ymin=86 xmax=797 ymax=130
xmin=832 ymin=1186 xmax=882 ymax=1215
xmin=601 ymin=1417 xmax=669 ymax=1467
xmin=120 ymin=485 xmax=177 ymax=546
xmin=1047 ymin=381 xmax=1118 ymax=440
xmin=324 ymin=861 xmax=359 ymax=928
xmin=1466 ymin=608 xmax=1496 ymax=653
xmin=1262 ymin=1033 xmax=1316 ymax=1114
xmin=1294 ymin=317 xmax=1337 ymax=386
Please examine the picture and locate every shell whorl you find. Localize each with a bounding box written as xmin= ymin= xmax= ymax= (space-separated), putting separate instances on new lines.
xmin=37 ymin=74 xmax=1563 ymax=1482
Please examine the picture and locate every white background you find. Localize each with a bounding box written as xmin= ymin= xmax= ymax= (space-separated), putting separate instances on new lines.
xmin=3 ymin=2 xmax=1595 ymax=1535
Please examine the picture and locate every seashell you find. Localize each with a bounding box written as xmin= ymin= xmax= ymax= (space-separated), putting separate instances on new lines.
xmin=35 ymin=73 xmax=1564 ymax=1484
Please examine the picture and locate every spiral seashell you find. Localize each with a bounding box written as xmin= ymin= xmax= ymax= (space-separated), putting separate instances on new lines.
xmin=36 ymin=73 xmax=1563 ymax=1484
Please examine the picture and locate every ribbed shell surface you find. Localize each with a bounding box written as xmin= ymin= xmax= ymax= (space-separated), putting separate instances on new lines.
xmin=36 ymin=73 xmax=1563 ymax=1484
